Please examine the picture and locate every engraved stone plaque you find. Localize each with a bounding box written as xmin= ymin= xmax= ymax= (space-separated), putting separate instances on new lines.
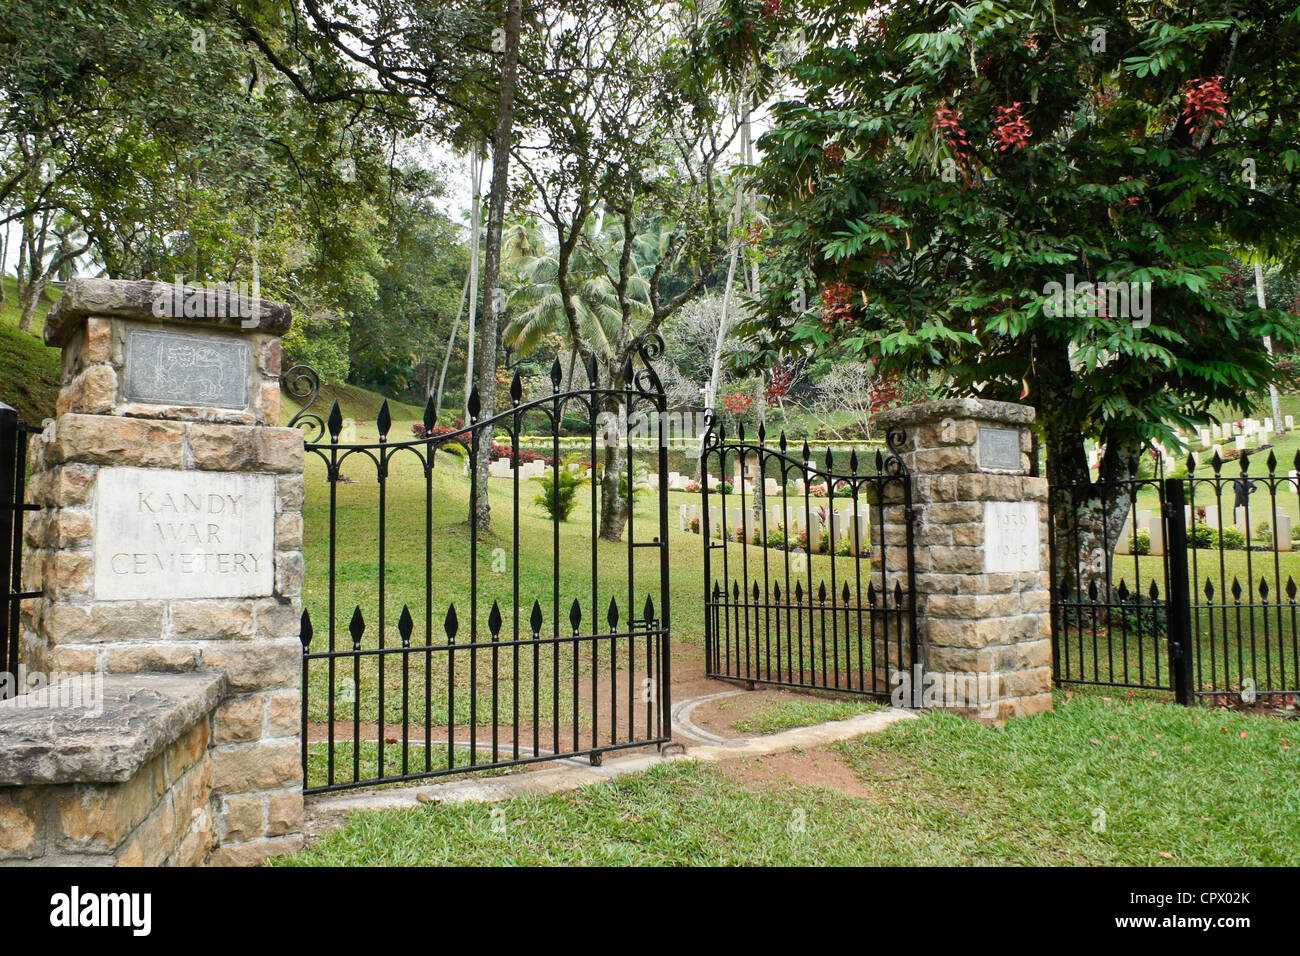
xmin=984 ymin=501 xmax=1040 ymax=573
xmin=94 ymin=467 xmax=275 ymax=600
xmin=978 ymin=425 xmax=1022 ymax=472
xmin=124 ymin=328 xmax=249 ymax=409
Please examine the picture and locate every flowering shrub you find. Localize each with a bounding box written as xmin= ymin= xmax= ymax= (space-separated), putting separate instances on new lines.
xmin=809 ymin=483 xmax=829 ymax=497
xmin=723 ymin=393 xmax=754 ymax=416
xmin=931 ymin=104 xmax=972 ymax=175
xmin=1182 ymin=75 xmax=1227 ymax=131
xmin=684 ymin=481 xmax=702 ymax=493
xmin=869 ymin=375 xmax=901 ymax=411
xmin=765 ymin=365 xmax=795 ymax=402
xmin=820 ymin=280 xmax=855 ymax=328
xmin=690 ymin=517 xmax=700 ymax=533
xmin=491 ymin=443 xmax=555 ymax=466
xmin=993 ymin=102 xmax=1031 ymax=150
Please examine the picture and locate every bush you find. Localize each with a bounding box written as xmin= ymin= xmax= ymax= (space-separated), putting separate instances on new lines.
xmin=684 ymin=481 xmax=702 ymax=493
xmin=1257 ymin=521 xmax=1274 ymax=547
xmin=411 ymin=421 xmax=469 ymax=454
xmin=1220 ymin=527 xmax=1247 ymax=549
xmin=766 ymin=524 xmax=788 ymax=549
xmin=1133 ymin=528 xmax=1151 ymax=555
xmin=1189 ymin=525 xmax=1248 ymax=550
xmin=690 ymin=516 xmax=700 ymax=533
xmin=533 ymin=467 xmax=587 ymax=521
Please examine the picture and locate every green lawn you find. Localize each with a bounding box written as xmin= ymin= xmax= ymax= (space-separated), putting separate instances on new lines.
xmin=724 ymin=695 xmax=883 ymax=735
xmin=277 ymin=693 xmax=1300 ymax=866
xmin=0 ymin=277 xmax=61 ymax=423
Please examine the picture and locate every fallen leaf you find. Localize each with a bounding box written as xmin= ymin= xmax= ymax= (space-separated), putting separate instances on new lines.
xmin=1159 ymin=851 xmax=1175 ymax=859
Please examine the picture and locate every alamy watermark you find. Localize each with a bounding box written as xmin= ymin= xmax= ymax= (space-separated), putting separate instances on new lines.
xmin=595 ymin=408 xmax=711 ymax=451
xmin=0 ymin=668 xmax=104 ymax=715
xmin=1042 ymin=273 xmax=1151 ymax=328
xmin=151 ymin=271 xmax=264 ymax=329
xmin=890 ymin=665 xmax=1000 ymax=718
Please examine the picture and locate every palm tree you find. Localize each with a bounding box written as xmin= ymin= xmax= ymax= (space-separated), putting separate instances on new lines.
xmin=502 ymin=219 xmax=654 ymax=374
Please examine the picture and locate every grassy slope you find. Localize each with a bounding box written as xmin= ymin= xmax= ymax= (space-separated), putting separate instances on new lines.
xmin=278 ymin=693 xmax=1300 ymax=866
xmin=0 ymin=275 xmax=414 ymax=427
xmin=0 ymin=277 xmax=61 ymax=423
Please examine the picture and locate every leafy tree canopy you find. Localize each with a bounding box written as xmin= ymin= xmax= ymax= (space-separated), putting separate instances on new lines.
xmin=740 ymin=0 xmax=1300 ymax=485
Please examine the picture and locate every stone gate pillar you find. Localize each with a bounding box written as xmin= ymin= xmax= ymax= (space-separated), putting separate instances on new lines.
xmin=874 ymin=399 xmax=1053 ymax=721
xmin=21 ymin=278 xmax=306 ymax=864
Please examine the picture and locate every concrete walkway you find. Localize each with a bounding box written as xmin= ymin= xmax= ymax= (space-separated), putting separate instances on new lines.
xmin=306 ymin=699 xmax=916 ymax=819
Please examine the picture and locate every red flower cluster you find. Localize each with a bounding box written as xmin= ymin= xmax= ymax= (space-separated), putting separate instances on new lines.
xmin=489 ymin=444 xmax=555 ymax=467
xmin=869 ymin=375 xmax=901 ymax=411
xmin=411 ymin=422 xmax=466 ymax=442
xmin=820 ymin=280 xmax=856 ymax=328
xmin=1120 ymin=174 xmax=1141 ymax=207
xmin=931 ymin=105 xmax=973 ymax=174
xmin=1182 ymin=76 xmax=1228 ymax=130
xmin=765 ymin=365 xmax=794 ymax=402
xmin=993 ymin=102 xmax=1031 ymax=151
xmin=723 ymin=393 xmax=754 ymax=416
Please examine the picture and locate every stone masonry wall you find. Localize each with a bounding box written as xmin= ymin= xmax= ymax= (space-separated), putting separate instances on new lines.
xmin=0 ymin=674 xmax=222 ymax=866
xmin=874 ymin=399 xmax=1053 ymax=721
xmin=20 ymin=279 xmax=306 ymax=865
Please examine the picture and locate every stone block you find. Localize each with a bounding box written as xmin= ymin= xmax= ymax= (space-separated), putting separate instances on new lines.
xmin=211 ymin=740 xmax=302 ymax=794
xmin=201 ymin=639 xmax=300 ymax=693
xmin=215 ymin=696 xmax=265 ymax=744
xmin=187 ymin=424 xmax=305 ymax=475
xmin=171 ymin=601 xmax=255 ymax=641
xmin=48 ymin=415 xmax=186 ymax=468
xmin=206 ymin=833 xmax=303 ymax=867
xmin=45 ymin=602 xmax=166 ymax=644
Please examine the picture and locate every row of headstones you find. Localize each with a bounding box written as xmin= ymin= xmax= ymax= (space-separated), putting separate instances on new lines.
xmin=677 ymin=502 xmax=870 ymax=551
xmin=1196 ymin=416 xmax=1294 ymax=459
xmin=1116 ymin=506 xmax=1294 ymax=554
xmin=486 ymin=459 xmax=666 ymax=487
xmin=1084 ymin=417 xmax=1297 ymax=471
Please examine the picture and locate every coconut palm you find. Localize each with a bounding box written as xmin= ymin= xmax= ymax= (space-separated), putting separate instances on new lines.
xmin=503 ymin=219 xmax=654 ymax=364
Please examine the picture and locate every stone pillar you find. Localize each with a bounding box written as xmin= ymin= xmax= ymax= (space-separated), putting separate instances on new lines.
xmin=874 ymin=399 xmax=1053 ymax=721
xmin=21 ymin=278 xmax=305 ymax=865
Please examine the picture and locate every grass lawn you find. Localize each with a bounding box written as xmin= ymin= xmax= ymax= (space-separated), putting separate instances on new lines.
xmin=722 ymin=694 xmax=883 ymax=735
xmin=0 ymin=277 xmax=61 ymax=423
xmin=278 ymin=693 xmax=1300 ymax=866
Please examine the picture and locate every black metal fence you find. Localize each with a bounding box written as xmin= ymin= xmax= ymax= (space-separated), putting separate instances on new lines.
xmin=285 ymin=337 xmax=673 ymax=794
xmin=700 ymin=422 xmax=917 ymax=701
xmin=0 ymin=403 xmax=38 ymax=698
xmin=1049 ymin=449 xmax=1300 ymax=705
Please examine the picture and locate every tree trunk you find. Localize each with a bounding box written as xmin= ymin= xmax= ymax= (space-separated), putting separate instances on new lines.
xmin=469 ymin=0 xmax=521 ymax=533
xmin=598 ymin=434 xmax=630 ymax=542
xmin=17 ymin=274 xmax=46 ymax=332
xmin=1038 ymin=347 xmax=1139 ymax=605
xmin=434 ymin=273 xmax=470 ymax=420
xmin=1256 ymin=260 xmax=1286 ymax=435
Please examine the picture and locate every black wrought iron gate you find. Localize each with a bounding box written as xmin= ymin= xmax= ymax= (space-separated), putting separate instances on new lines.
xmin=700 ymin=422 xmax=918 ymax=702
xmin=1 ymin=402 xmax=39 ymax=698
xmin=286 ymin=334 xmax=673 ymax=794
xmin=1049 ymin=449 xmax=1300 ymax=705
